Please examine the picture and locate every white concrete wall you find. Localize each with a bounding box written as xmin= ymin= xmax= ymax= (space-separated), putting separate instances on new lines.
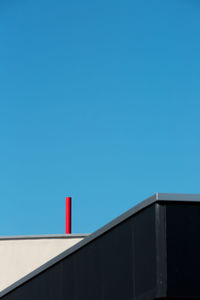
xmin=0 ymin=235 xmax=86 ymax=292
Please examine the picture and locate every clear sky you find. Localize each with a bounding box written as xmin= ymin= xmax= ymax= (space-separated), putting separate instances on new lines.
xmin=0 ymin=0 xmax=200 ymax=235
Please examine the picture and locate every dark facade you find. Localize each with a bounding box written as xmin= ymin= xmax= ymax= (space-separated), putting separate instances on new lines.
xmin=2 ymin=193 xmax=200 ymax=300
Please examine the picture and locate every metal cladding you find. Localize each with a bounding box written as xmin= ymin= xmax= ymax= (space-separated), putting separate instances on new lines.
xmin=2 ymin=193 xmax=200 ymax=299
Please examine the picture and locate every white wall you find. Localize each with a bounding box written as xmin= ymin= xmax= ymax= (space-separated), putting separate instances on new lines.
xmin=0 ymin=235 xmax=86 ymax=292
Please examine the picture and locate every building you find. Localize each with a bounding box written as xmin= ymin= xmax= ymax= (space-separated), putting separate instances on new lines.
xmin=1 ymin=193 xmax=200 ymax=299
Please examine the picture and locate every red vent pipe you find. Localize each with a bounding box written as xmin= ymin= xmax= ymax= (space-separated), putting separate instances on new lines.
xmin=65 ymin=197 xmax=72 ymax=234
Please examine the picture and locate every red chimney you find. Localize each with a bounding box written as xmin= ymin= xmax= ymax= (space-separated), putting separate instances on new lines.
xmin=65 ymin=197 xmax=71 ymax=234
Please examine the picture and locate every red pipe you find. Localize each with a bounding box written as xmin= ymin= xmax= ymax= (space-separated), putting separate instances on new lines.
xmin=65 ymin=197 xmax=72 ymax=234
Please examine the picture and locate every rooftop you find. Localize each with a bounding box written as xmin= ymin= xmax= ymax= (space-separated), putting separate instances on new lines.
xmin=1 ymin=193 xmax=200 ymax=297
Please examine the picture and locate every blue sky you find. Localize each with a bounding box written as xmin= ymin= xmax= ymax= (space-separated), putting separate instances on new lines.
xmin=0 ymin=0 xmax=200 ymax=235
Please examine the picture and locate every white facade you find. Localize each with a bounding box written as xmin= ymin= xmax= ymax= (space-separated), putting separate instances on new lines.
xmin=0 ymin=234 xmax=87 ymax=292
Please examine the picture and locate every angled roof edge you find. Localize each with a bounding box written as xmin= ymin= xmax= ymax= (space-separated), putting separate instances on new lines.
xmin=0 ymin=234 xmax=88 ymax=241
xmin=1 ymin=192 xmax=200 ymax=298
